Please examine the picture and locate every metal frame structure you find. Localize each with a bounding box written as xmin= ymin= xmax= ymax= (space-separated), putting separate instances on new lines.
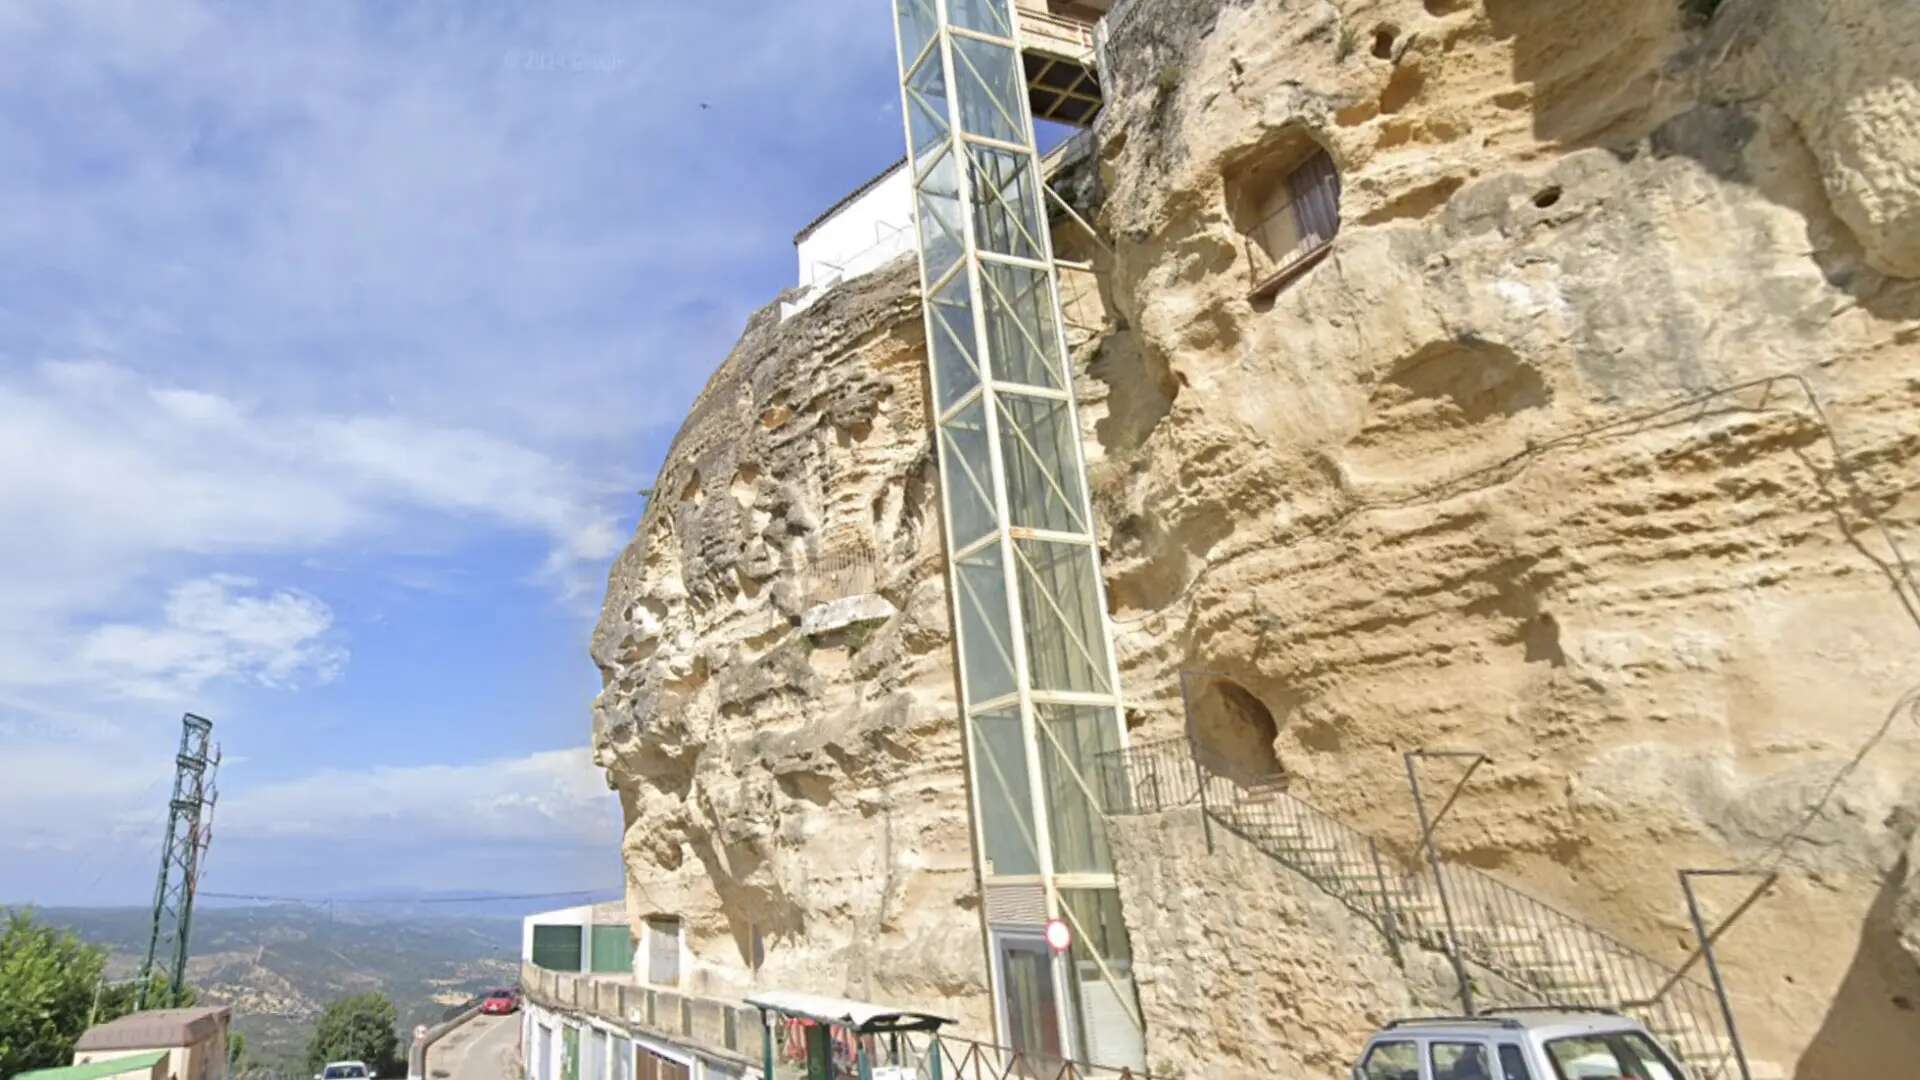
xmin=1672 ymin=869 xmax=1777 ymax=1080
xmin=138 ymin=712 xmax=220 ymax=1008
xmin=890 ymin=0 xmax=1143 ymax=1067
xmin=1405 ymin=749 xmax=1491 ymax=1016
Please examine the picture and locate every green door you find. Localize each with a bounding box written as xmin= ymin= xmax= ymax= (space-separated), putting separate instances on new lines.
xmin=589 ymin=925 xmax=632 ymax=974
xmin=562 ymin=1026 xmax=580 ymax=1080
xmin=533 ymin=924 xmax=584 ymax=971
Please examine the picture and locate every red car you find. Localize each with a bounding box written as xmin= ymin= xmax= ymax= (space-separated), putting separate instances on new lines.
xmin=479 ymin=988 xmax=519 ymax=1015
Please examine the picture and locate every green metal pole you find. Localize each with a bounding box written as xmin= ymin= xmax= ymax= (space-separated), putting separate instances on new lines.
xmin=759 ymin=1010 xmax=774 ymax=1080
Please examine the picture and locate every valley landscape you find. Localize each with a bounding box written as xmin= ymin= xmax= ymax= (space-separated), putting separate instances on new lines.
xmin=29 ymin=906 xmax=522 ymax=1078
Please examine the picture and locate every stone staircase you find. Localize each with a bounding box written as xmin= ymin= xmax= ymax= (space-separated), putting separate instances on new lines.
xmin=1103 ymin=740 xmax=1767 ymax=1080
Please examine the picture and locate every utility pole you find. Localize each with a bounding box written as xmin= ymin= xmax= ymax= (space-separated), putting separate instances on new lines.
xmin=139 ymin=713 xmax=221 ymax=1009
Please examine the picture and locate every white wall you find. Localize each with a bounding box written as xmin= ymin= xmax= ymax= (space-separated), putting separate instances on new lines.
xmin=522 ymin=904 xmax=594 ymax=968
xmin=783 ymin=163 xmax=914 ymax=320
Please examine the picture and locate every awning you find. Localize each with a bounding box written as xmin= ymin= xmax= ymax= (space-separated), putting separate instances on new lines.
xmin=15 ymin=1050 xmax=170 ymax=1080
xmin=744 ymin=991 xmax=951 ymax=1034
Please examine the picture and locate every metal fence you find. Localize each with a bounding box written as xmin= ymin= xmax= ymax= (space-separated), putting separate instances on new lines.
xmin=805 ymin=545 xmax=880 ymax=607
xmin=1096 ymin=739 xmax=1743 ymax=1079
xmin=871 ymin=1028 xmax=1163 ymax=1080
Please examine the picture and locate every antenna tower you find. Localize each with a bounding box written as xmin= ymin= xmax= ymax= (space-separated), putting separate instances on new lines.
xmin=138 ymin=712 xmax=221 ymax=1008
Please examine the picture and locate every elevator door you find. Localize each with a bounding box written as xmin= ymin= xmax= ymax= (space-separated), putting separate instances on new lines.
xmin=996 ymin=932 xmax=1066 ymax=1064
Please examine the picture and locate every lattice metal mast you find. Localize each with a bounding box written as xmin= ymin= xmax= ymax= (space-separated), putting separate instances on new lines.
xmin=139 ymin=713 xmax=220 ymax=1009
xmin=892 ymin=0 xmax=1145 ymax=1065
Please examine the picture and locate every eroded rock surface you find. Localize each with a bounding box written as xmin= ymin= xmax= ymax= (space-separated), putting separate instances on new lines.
xmin=595 ymin=0 xmax=1920 ymax=1074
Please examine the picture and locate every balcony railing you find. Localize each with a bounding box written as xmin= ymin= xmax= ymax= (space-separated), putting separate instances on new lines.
xmin=1017 ymin=4 xmax=1098 ymax=58
xmin=805 ymin=545 xmax=881 ymax=607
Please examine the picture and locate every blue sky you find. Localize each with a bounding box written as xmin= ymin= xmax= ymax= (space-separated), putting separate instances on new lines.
xmin=0 ymin=1 xmax=908 ymax=906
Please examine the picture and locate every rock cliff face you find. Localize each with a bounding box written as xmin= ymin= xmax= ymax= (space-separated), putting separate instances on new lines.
xmin=593 ymin=0 xmax=1920 ymax=1076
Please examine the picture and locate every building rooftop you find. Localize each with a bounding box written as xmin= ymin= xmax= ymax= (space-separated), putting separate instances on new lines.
xmin=74 ymin=1007 xmax=232 ymax=1051
xmin=792 ymin=157 xmax=909 ymax=246
xmin=17 ymin=1050 xmax=170 ymax=1080
xmin=745 ymin=990 xmax=951 ymax=1033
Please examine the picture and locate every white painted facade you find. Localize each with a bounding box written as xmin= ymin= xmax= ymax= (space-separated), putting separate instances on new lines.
xmin=780 ymin=161 xmax=914 ymax=320
xmin=521 ymin=1004 xmax=744 ymax=1080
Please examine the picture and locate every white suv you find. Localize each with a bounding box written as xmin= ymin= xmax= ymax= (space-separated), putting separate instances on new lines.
xmin=1352 ymin=1010 xmax=1691 ymax=1080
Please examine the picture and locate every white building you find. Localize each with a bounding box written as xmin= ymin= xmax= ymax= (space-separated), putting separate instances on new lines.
xmin=519 ymin=903 xmax=748 ymax=1080
xmin=779 ymin=159 xmax=913 ymax=321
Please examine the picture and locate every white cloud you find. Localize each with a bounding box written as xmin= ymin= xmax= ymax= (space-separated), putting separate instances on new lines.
xmin=0 ymin=745 xmax=621 ymax=903
xmin=76 ymin=575 xmax=347 ymax=699
xmin=216 ymin=748 xmax=615 ymax=848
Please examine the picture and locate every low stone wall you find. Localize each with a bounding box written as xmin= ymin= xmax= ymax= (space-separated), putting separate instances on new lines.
xmin=519 ymin=964 xmax=763 ymax=1073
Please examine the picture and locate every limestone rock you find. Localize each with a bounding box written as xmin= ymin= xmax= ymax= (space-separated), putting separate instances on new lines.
xmin=595 ymin=0 xmax=1920 ymax=1073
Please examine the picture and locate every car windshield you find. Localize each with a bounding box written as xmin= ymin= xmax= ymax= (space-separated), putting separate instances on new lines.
xmin=1545 ymin=1033 xmax=1680 ymax=1080
xmin=324 ymin=1067 xmax=367 ymax=1078
xmin=489 ymin=990 xmax=512 ymax=998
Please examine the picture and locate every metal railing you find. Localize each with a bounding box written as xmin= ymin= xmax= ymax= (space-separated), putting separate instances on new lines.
xmin=1017 ymin=3 xmax=1098 ymax=56
xmin=870 ymin=1028 xmax=1163 ymax=1079
xmin=1097 ymin=739 xmax=1745 ymax=1079
xmin=1097 ymin=736 xmax=1204 ymax=814
xmin=805 ymin=545 xmax=881 ymax=606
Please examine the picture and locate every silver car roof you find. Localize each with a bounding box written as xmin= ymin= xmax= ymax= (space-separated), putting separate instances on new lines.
xmin=1375 ymin=1010 xmax=1653 ymax=1041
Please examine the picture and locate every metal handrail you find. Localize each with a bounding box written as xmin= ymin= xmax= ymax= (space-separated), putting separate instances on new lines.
xmin=806 ymin=545 xmax=881 ymax=606
xmin=887 ymin=1028 xmax=1162 ymax=1079
xmin=1098 ymin=740 xmax=1745 ymax=1079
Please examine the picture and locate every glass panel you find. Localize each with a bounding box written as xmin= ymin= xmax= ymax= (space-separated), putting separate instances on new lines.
xmin=938 ymin=400 xmax=996 ymax=547
xmin=972 ymin=708 xmax=1039 ymax=875
xmin=997 ymin=392 xmax=1086 ymax=534
xmin=949 ymin=0 xmax=1014 ymax=38
xmin=906 ymin=48 xmax=951 ymax=164
xmin=916 ymin=147 xmax=965 ymax=284
xmin=1361 ymin=1042 xmax=1421 ymax=1080
xmin=1058 ymin=888 xmax=1142 ymax=1068
xmin=953 ymin=35 xmax=1026 ymax=143
xmin=1497 ymin=1045 xmax=1534 ymax=1080
xmin=1431 ymin=1043 xmax=1493 ymax=1080
xmin=929 ymin=272 xmax=980 ymax=410
xmin=1036 ymin=705 xmax=1119 ymax=873
xmin=968 ymin=144 xmax=1045 ymax=261
xmin=998 ymin=935 xmax=1064 ymax=1059
xmin=894 ymin=0 xmax=940 ymax=73
xmin=956 ymin=544 xmax=1017 ymax=702
xmin=1014 ymin=539 xmax=1111 ymax=693
xmin=980 ymin=260 xmax=1065 ymax=389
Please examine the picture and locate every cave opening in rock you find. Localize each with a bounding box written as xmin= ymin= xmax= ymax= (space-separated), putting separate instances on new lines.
xmin=1186 ymin=675 xmax=1285 ymax=784
xmin=1222 ymin=128 xmax=1341 ymax=300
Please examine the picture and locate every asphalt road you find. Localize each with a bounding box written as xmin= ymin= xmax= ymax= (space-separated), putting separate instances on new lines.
xmin=429 ymin=1012 xmax=519 ymax=1080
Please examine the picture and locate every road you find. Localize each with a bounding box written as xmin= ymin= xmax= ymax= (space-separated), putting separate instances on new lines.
xmin=428 ymin=1012 xmax=519 ymax=1080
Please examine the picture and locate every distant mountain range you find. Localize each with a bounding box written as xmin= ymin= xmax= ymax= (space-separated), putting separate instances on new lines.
xmin=27 ymin=905 xmax=523 ymax=1078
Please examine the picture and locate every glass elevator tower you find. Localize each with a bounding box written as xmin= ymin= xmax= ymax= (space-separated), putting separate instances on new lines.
xmin=890 ymin=0 xmax=1144 ymax=1067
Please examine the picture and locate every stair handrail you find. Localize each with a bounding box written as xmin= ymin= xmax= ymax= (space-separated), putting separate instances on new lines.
xmin=1100 ymin=737 xmax=1745 ymax=1078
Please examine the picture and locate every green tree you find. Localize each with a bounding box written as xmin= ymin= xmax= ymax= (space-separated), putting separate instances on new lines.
xmin=0 ymin=909 xmax=205 ymax=1077
xmin=306 ymin=993 xmax=400 ymax=1077
xmin=0 ymin=910 xmax=109 ymax=1077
